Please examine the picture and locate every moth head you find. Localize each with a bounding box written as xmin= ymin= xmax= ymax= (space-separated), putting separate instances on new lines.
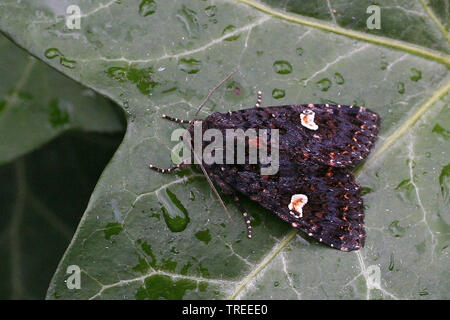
xmin=288 ymin=194 xmax=308 ymax=218
xmin=300 ymin=109 xmax=318 ymax=131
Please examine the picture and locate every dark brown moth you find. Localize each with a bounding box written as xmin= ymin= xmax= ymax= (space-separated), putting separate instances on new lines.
xmin=149 ymin=89 xmax=380 ymax=252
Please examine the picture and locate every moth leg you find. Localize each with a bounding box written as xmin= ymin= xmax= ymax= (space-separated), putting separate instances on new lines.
xmin=233 ymin=195 xmax=253 ymax=239
xmin=148 ymin=162 xmax=187 ymax=173
xmin=254 ymin=90 xmax=262 ymax=108
xmin=162 ymin=114 xmax=193 ymax=124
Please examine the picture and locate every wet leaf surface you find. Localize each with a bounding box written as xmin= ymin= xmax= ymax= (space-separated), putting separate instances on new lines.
xmin=0 ymin=0 xmax=448 ymax=299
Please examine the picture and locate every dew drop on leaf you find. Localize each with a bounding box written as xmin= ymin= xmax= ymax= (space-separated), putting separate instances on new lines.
xmin=107 ymin=66 xmax=128 ymax=82
xmin=273 ymin=60 xmax=293 ymax=74
xmin=138 ymin=0 xmax=157 ymax=17
xmin=272 ymin=88 xmax=285 ymax=99
xmin=410 ymin=68 xmax=422 ymax=82
xmin=397 ymin=82 xmax=405 ymax=94
xmin=388 ymin=220 xmax=405 ymax=238
xmin=317 ymin=78 xmax=332 ymax=91
xmin=177 ymin=6 xmax=200 ymax=38
xmin=222 ymin=25 xmax=240 ymax=41
xmin=333 ymin=72 xmax=345 ymax=85
xmin=159 ymin=188 xmax=190 ymax=232
xmin=60 ymin=57 xmax=76 ymax=69
xmin=103 ymin=222 xmax=123 ymax=240
xmin=44 ymin=48 xmax=62 ymax=59
xmin=204 ymin=5 xmax=216 ymax=17
xmin=178 ymin=58 xmax=202 ymax=74
xmin=388 ymin=253 xmax=395 ymax=271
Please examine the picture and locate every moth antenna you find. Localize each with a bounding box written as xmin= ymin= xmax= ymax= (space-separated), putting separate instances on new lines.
xmin=194 ymin=69 xmax=238 ymax=119
xmin=193 ymin=151 xmax=233 ymax=220
xmin=233 ymin=195 xmax=253 ymax=239
xmin=148 ymin=163 xmax=185 ymax=173
xmin=161 ymin=114 xmax=193 ymax=124
xmin=254 ymin=90 xmax=262 ymax=108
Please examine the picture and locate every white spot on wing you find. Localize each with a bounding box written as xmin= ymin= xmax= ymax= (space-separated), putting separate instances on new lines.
xmin=300 ymin=110 xmax=318 ymax=130
xmin=288 ymin=194 xmax=308 ymax=218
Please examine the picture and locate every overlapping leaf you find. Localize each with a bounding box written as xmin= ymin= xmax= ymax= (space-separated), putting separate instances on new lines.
xmin=0 ymin=35 xmax=124 ymax=165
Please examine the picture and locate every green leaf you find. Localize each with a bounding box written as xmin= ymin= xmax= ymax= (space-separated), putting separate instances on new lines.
xmin=0 ymin=0 xmax=448 ymax=299
xmin=259 ymin=0 xmax=450 ymax=53
xmin=0 ymin=132 xmax=123 ymax=299
xmin=0 ymin=35 xmax=124 ymax=165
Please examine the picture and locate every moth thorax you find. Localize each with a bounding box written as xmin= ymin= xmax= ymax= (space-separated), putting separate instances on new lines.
xmin=288 ymin=194 xmax=308 ymax=218
xmin=300 ymin=109 xmax=318 ymax=131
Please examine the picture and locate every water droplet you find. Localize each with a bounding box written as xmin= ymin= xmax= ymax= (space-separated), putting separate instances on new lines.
xmin=138 ymin=0 xmax=157 ymax=17
xmin=296 ymin=47 xmax=303 ymax=56
xmin=60 ymin=57 xmax=76 ymax=69
xmin=178 ymin=58 xmax=201 ymax=74
xmin=273 ymin=60 xmax=293 ymax=74
xmin=195 ymin=229 xmax=212 ymax=244
xmin=388 ymin=253 xmax=394 ymax=271
xmin=397 ymin=82 xmax=405 ymax=94
xmin=189 ymin=191 xmax=195 ymax=201
xmin=177 ymin=6 xmax=200 ymax=38
xmin=44 ymin=48 xmax=62 ymax=59
xmin=107 ymin=66 xmax=128 ymax=82
xmin=388 ymin=220 xmax=405 ymax=238
xmin=317 ymin=78 xmax=332 ymax=91
xmin=410 ymin=68 xmax=422 ymax=82
xmin=333 ymin=72 xmax=345 ymax=85
xmin=274 ymin=281 xmax=280 ymax=287
xmin=104 ymin=222 xmax=123 ymax=240
xmin=159 ymin=188 xmax=190 ymax=232
xmin=432 ymin=124 xmax=450 ymax=140
xmin=419 ymin=288 xmax=429 ymax=296
xmin=150 ymin=211 xmax=160 ymax=220
xmin=222 ymin=25 xmax=240 ymax=41
xmin=439 ymin=164 xmax=450 ymax=202
xmin=272 ymin=88 xmax=285 ymax=99
xmin=204 ymin=5 xmax=216 ymax=17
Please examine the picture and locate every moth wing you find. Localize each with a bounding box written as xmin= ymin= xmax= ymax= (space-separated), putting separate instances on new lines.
xmin=204 ymin=104 xmax=380 ymax=167
xmin=209 ymin=160 xmax=365 ymax=251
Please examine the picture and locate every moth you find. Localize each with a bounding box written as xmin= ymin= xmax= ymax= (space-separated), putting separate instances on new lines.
xmin=149 ymin=84 xmax=380 ymax=252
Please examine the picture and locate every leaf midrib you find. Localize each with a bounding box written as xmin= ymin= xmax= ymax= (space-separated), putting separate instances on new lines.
xmin=233 ymin=0 xmax=450 ymax=66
